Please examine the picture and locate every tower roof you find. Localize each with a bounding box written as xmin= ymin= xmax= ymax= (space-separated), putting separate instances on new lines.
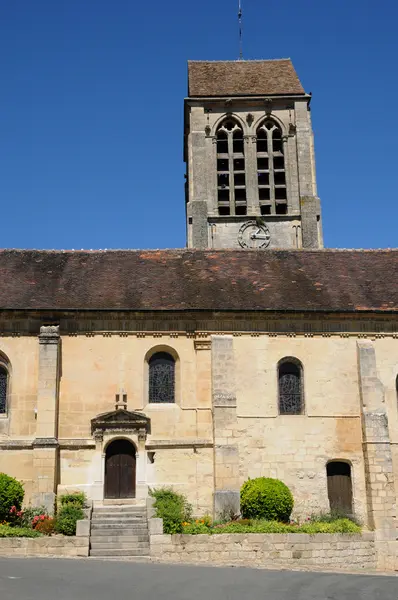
xmin=188 ymin=59 xmax=305 ymax=97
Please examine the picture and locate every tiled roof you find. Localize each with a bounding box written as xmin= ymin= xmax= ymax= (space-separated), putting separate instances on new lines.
xmin=0 ymin=249 xmax=397 ymax=313
xmin=188 ymin=59 xmax=305 ymax=97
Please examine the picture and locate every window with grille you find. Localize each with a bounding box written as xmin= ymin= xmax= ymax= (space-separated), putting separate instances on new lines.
xmin=278 ymin=358 xmax=303 ymax=415
xmin=0 ymin=365 xmax=8 ymax=414
xmin=216 ymin=119 xmax=246 ymax=216
xmin=149 ymin=352 xmax=175 ymax=403
xmin=256 ymin=120 xmax=287 ymax=215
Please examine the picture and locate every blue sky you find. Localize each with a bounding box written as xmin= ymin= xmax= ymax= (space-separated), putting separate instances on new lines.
xmin=0 ymin=0 xmax=397 ymax=250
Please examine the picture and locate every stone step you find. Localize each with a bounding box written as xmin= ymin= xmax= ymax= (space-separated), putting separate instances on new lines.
xmin=93 ymin=506 xmax=147 ymax=514
xmin=91 ymin=529 xmax=149 ymax=538
xmin=90 ymin=548 xmax=150 ymax=557
xmin=91 ymin=524 xmax=149 ymax=532
xmin=91 ymin=541 xmax=150 ymax=550
xmin=90 ymin=534 xmax=149 ymax=544
xmin=91 ymin=517 xmax=147 ymax=524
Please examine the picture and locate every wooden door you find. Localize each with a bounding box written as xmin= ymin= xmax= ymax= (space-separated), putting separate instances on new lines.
xmin=105 ymin=440 xmax=136 ymax=499
xmin=327 ymin=462 xmax=352 ymax=514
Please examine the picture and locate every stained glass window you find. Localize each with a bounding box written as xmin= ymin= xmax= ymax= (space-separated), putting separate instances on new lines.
xmin=0 ymin=366 xmax=8 ymax=414
xmin=149 ymin=352 xmax=175 ymax=404
xmin=278 ymin=359 xmax=303 ymax=415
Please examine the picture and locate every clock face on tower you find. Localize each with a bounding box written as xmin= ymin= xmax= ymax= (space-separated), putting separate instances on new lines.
xmin=238 ymin=221 xmax=271 ymax=249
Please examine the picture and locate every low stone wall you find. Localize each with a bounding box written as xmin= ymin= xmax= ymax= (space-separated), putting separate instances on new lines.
xmin=151 ymin=533 xmax=377 ymax=571
xmin=0 ymin=536 xmax=89 ymax=557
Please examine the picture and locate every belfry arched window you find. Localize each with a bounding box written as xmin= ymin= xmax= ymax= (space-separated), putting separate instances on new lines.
xmin=0 ymin=364 xmax=9 ymax=414
xmin=149 ymin=352 xmax=175 ymax=404
xmin=278 ymin=358 xmax=303 ymax=415
xmin=256 ymin=120 xmax=287 ymax=215
xmin=216 ymin=118 xmax=246 ymax=216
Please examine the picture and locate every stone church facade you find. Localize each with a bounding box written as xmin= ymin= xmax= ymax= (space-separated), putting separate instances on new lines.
xmin=0 ymin=60 xmax=397 ymax=548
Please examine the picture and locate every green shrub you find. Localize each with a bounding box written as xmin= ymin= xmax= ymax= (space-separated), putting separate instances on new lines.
xmin=150 ymin=488 xmax=192 ymax=534
xmin=59 ymin=492 xmax=86 ymax=507
xmin=240 ymin=477 xmax=293 ymax=522
xmin=55 ymin=504 xmax=84 ymax=536
xmin=0 ymin=524 xmax=41 ymax=538
xmin=310 ymin=511 xmax=361 ymax=526
xmin=0 ymin=473 xmax=24 ymax=522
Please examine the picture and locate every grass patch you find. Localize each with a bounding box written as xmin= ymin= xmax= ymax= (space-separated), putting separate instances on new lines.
xmin=0 ymin=525 xmax=42 ymax=538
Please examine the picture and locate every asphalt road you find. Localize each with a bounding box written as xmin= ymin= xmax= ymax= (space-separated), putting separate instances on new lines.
xmin=0 ymin=557 xmax=396 ymax=600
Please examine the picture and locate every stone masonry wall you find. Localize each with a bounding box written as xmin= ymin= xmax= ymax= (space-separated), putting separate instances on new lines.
xmin=151 ymin=533 xmax=377 ymax=571
xmin=0 ymin=536 xmax=89 ymax=557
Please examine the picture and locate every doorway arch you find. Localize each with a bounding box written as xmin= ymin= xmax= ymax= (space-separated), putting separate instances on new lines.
xmin=104 ymin=439 xmax=136 ymax=499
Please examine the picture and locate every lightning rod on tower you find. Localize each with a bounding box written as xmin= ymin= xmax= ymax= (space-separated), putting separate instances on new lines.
xmin=238 ymin=0 xmax=243 ymax=60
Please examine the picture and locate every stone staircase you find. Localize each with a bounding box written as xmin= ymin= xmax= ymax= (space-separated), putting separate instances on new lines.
xmin=89 ymin=505 xmax=150 ymax=558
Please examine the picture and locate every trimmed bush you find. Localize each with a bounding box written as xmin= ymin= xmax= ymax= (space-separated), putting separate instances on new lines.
xmin=59 ymin=492 xmax=86 ymax=508
xmin=240 ymin=477 xmax=293 ymax=522
xmin=0 ymin=473 xmax=24 ymax=522
xmin=55 ymin=504 xmax=84 ymax=536
xmin=150 ymin=488 xmax=192 ymax=534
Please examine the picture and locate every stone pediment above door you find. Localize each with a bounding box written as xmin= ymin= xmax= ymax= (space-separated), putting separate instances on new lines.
xmin=91 ymin=409 xmax=151 ymax=442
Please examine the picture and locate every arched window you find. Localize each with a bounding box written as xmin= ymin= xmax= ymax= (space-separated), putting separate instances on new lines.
xmin=216 ymin=118 xmax=246 ymax=216
xmin=256 ymin=120 xmax=287 ymax=215
xmin=278 ymin=358 xmax=303 ymax=415
xmin=327 ymin=461 xmax=353 ymax=515
xmin=149 ymin=352 xmax=175 ymax=403
xmin=0 ymin=365 xmax=9 ymax=414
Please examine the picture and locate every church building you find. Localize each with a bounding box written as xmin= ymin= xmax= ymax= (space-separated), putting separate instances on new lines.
xmin=0 ymin=60 xmax=397 ymax=543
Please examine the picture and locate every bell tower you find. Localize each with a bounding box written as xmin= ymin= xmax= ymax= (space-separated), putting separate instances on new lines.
xmin=184 ymin=59 xmax=323 ymax=249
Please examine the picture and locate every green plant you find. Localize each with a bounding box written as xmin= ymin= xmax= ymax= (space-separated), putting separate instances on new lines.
xmin=149 ymin=487 xmax=192 ymax=534
xmin=240 ymin=477 xmax=294 ymax=522
xmin=34 ymin=517 xmax=55 ymax=535
xmin=211 ymin=518 xmax=361 ymax=535
xmin=0 ymin=524 xmax=42 ymax=538
xmin=55 ymin=504 xmax=84 ymax=536
xmin=182 ymin=521 xmax=210 ymax=534
xmin=310 ymin=510 xmax=361 ymax=526
xmin=20 ymin=506 xmax=49 ymax=529
xmin=59 ymin=492 xmax=86 ymax=508
xmin=0 ymin=473 xmax=24 ymax=522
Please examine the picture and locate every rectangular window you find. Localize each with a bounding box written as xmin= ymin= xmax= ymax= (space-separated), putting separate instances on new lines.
xmin=233 ymin=138 xmax=244 ymax=154
xmin=235 ymin=188 xmax=246 ymax=202
xmin=259 ymin=187 xmax=270 ymax=201
xmin=218 ymin=189 xmax=229 ymax=204
xmin=218 ymin=206 xmax=230 ymax=216
xmin=218 ymin=173 xmax=229 ymax=187
xmin=217 ymin=159 xmax=229 ymax=172
xmin=234 ymin=173 xmax=246 ymax=187
xmin=274 ymin=172 xmax=286 ymax=185
xmin=275 ymin=187 xmax=287 ymax=200
xmin=260 ymin=205 xmax=271 ymax=215
xmin=234 ymin=158 xmax=245 ymax=171
xmin=275 ymin=203 xmax=287 ymax=215
xmin=217 ymin=139 xmax=228 ymax=154
xmin=257 ymin=158 xmax=269 ymax=170
xmin=258 ymin=173 xmax=269 ymax=186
